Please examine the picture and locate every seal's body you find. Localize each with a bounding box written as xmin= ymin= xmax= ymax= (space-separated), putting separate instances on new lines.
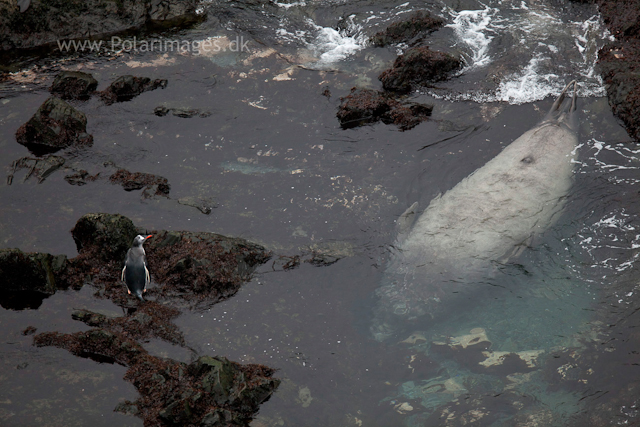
xmin=372 ymin=81 xmax=579 ymax=341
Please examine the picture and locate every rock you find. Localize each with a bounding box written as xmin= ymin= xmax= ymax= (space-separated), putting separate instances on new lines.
xmin=34 ymin=328 xmax=280 ymax=426
xmin=63 ymin=169 xmax=99 ymax=186
xmin=7 ymin=155 xmax=65 ymax=185
xmin=371 ymin=11 xmax=445 ymax=47
xmin=379 ymin=46 xmax=462 ymax=93
xmin=337 ymin=87 xmax=432 ymax=130
xmin=15 ymin=96 xmax=93 ymax=156
xmin=49 ymin=71 xmax=98 ymax=100
xmin=109 ymin=169 xmax=170 ymax=197
xmin=0 ymin=0 xmax=200 ymax=51
xmin=154 ymin=106 xmax=212 ymax=118
xmin=177 ymin=196 xmax=217 ymax=214
xmin=145 ymin=229 xmax=271 ymax=304
xmin=70 ymin=213 xmax=139 ymax=263
xmin=99 ymin=75 xmax=168 ymax=105
xmin=0 ymin=248 xmax=67 ymax=295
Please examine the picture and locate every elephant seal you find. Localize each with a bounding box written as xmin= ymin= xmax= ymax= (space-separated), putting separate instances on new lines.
xmin=372 ymin=81 xmax=579 ymax=341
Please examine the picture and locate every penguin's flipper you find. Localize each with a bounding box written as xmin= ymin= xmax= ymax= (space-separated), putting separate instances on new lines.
xmin=121 ymin=265 xmax=126 ymax=282
xmin=144 ymin=264 xmax=150 ymax=290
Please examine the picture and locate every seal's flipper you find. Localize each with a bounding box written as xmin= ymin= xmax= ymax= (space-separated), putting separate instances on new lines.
xmin=545 ymin=81 xmax=578 ymax=129
xmin=396 ymin=202 xmax=419 ymax=244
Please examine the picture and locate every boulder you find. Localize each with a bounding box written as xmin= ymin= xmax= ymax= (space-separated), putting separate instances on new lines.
xmin=379 ymin=46 xmax=462 ymax=93
xmin=371 ymin=11 xmax=445 ymax=47
xmin=70 ymin=213 xmax=139 ymax=262
xmin=337 ymin=87 xmax=432 ymax=130
xmin=49 ymin=71 xmax=98 ymax=100
xmin=15 ymin=96 xmax=93 ymax=155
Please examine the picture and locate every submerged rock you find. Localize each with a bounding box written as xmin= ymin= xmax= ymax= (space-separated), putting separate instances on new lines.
xmin=49 ymin=71 xmax=98 ymax=100
xmin=154 ymin=106 xmax=212 ymax=118
xmin=7 ymin=155 xmax=65 ymax=185
xmin=15 ymin=96 xmax=93 ymax=155
xmin=337 ymin=87 xmax=432 ymax=130
xmin=100 ymin=75 xmax=168 ymax=105
xmin=379 ymin=46 xmax=462 ymax=93
xmin=0 ymin=0 xmax=200 ymax=51
xmin=34 ymin=328 xmax=280 ymax=426
xmin=109 ymin=168 xmax=170 ymax=197
xmin=371 ymin=11 xmax=445 ymax=47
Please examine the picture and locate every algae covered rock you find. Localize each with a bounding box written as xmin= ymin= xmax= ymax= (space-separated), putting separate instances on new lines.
xmin=379 ymin=46 xmax=462 ymax=93
xmin=15 ymin=96 xmax=93 ymax=155
xmin=337 ymin=87 xmax=432 ymax=130
xmin=34 ymin=329 xmax=280 ymax=426
xmin=100 ymin=75 xmax=168 ymax=104
xmin=50 ymin=71 xmax=98 ymax=100
xmin=70 ymin=213 xmax=139 ymax=263
xmin=371 ymin=11 xmax=445 ymax=47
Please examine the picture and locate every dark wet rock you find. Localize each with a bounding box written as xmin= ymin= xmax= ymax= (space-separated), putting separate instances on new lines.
xmin=272 ymin=255 xmax=301 ymax=271
xmin=7 ymin=155 xmax=65 ymax=185
xmin=597 ymin=41 xmax=640 ymax=141
xmin=22 ymin=326 xmax=37 ymax=335
xmin=154 ymin=106 xmax=212 ymax=118
xmin=177 ymin=196 xmax=217 ymax=214
xmin=580 ymin=0 xmax=640 ymax=141
xmin=100 ymin=75 xmax=168 ymax=105
xmin=0 ymin=0 xmax=200 ymax=51
xmin=15 ymin=96 xmax=93 ymax=155
xmin=145 ymin=229 xmax=271 ymax=305
xmin=379 ymin=46 xmax=462 ymax=93
xmin=109 ymin=168 xmax=170 ymax=197
xmin=337 ymin=87 xmax=432 ymax=130
xmin=70 ymin=213 xmax=139 ymax=263
xmin=63 ymin=169 xmax=99 ymax=186
xmin=34 ymin=329 xmax=280 ymax=426
xmin=0 ymin=248 xmax=67 ymax=294
xmin=49 ymin=71 xmax=98 ymax=100
xmin=65 ymin=213 xmax=271 ymax=306
xmin=371 ymin=11 xmax=445 ymax=47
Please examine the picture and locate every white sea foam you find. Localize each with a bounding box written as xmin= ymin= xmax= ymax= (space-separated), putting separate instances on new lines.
xmin=442 ymin=0 xmax=611 ymax=104
xmin=307 ymin=16 xmax=368 ymax=65
xmin=447 ymin=6 xmax=498 ymax=68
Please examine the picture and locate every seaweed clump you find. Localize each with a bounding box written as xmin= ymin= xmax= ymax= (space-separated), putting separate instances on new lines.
xmin=34 ymin=327 xmax=279 ymax=426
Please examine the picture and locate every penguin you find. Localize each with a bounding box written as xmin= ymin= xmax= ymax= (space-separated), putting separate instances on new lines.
xmin=121 ymin=234 xmax=152 ymax=301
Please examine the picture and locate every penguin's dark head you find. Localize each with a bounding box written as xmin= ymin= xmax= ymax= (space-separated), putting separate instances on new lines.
xmin=132 ymin=234 xmax=153 ymax=247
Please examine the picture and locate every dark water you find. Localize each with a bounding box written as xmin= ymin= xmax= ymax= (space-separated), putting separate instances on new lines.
xmin=2 ymin=0 xmax=640 ymax=425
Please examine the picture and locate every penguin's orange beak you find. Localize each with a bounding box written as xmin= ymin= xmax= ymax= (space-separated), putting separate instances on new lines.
xmin=145 ymin=235 xmax=153 ymax=239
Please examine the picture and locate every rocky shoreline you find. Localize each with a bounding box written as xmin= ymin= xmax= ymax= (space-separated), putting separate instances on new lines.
xmin=0 ymin=213 xmax=278 ymax=425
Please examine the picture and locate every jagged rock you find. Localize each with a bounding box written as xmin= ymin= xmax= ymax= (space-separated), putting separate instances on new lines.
xmin=49 ymin=71 xmax=98 ymax=100
xmin=371 ymin=11 xmax=445 ymax=47
xmin=34 ymin=330 xmax=280 ymax=426
xmin=15 ymin=96 xmax=93 ymax=155
xmin=100 ymin=75 xmax=168 ymax=105
xmin=337 ymin=87 xmax=432 ymax=130
xmin=109 ymin=169 xmax=170 ymax=197
xmin=7 ymin=155 xmax=65 ymax=185
xmin=0 ymin=0 xmax=200 ymax=51
xmin=154 ymin=106 xmax=212 ymax=118
xmin=379 ymin=46 xmax=462 ymax=93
